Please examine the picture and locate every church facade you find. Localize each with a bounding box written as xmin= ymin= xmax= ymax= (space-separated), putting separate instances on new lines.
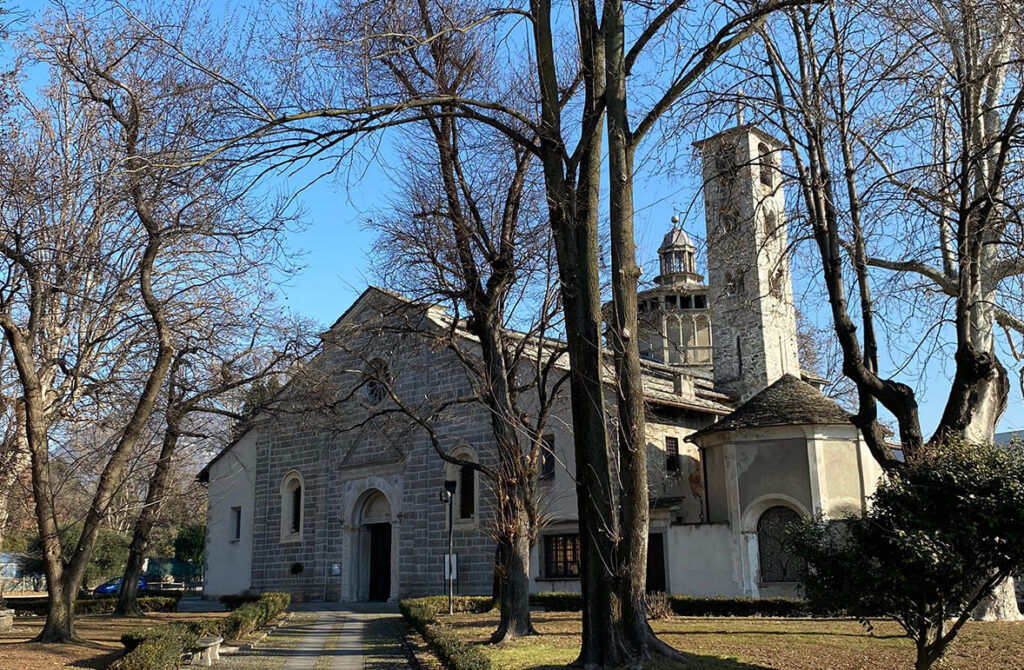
xmin=201 ymin=124 xmax=883 ymax=602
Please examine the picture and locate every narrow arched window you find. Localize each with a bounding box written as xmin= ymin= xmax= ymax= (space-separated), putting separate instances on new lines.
xmin=759 ymin=142 xmax=773 ymax=187
xmin=291 ymin=485 xmax=302 ymax=533
xmin=459 ymin=463 xmax=475 ymax=519
xmin=757 ymin=506 xmax=804 ymax=582
xmin=280 ymin=472 xmax=304 ymax=540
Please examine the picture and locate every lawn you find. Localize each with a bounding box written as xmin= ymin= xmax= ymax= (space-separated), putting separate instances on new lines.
xmin=444 ymin=611 xmax=1024 ymax=669
xmin=0 ymin=611 xmax=227 ymax=670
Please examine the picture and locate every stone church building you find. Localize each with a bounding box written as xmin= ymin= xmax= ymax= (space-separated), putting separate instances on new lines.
xmin=201 ymin=124 xmax=883 ymax=602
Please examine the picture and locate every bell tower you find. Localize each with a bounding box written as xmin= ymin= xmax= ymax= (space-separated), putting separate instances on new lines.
xmin=694 ymin=124 xmax=800 ymax=401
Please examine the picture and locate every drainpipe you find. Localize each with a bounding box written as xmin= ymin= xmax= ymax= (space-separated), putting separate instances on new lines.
xmin=700 ymin=446 xmax=710 ymax=523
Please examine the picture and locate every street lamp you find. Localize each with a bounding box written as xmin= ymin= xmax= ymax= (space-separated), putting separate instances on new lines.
xmin=439 ymin=479 xmax=457 ymax=615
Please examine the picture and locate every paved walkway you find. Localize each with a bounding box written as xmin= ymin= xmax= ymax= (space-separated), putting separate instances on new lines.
xmin=216 ymin=603 xmax=405 ymax=670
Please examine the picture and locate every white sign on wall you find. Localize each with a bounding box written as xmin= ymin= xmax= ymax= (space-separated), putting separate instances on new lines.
xmin=443 ymin=554 xmax=458 ymax=579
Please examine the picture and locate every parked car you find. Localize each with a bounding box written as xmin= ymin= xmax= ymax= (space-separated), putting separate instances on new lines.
xmin=92 ymin=576 xmax=148 ymax=595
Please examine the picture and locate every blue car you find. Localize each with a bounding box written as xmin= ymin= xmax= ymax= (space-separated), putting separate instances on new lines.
xmin=92 ymin=576 xmax=148 ymax=595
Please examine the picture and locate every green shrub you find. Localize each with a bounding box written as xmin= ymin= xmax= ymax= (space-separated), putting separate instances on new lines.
xmin=528 ymin=591 xmax=811 ymax=617
xmin=219 ymin=592 xmax=291 ymax=641
xmin=112 ymin=592 xmax=290 ymax=669
xmin=219 ymin=592 xmax=262 ymax=610
xmin=10 ymin=596 xmax=179 ymax=617
xmin=113 ymin=623 xmax=197 ymax=670
xmin=791 ymin=439 xmax=1024 ymax=670
xmin=400 ymin=597 xmax=491 ymax=670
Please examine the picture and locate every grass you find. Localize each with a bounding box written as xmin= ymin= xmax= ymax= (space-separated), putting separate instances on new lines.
xmin=442 ymin=611 xmax=1024 ymax=669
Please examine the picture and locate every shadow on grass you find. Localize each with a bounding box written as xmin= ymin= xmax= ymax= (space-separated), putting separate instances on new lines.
xmin=502 ymin=651 xmax=773 ymax=670
xmin=661 ymin=628 xmax=904 ymax=641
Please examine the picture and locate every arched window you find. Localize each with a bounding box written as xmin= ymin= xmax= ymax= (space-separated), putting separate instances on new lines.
xmin=757 ymin=506 xmax=805 ymax=582
xmin=446 ymin=448 xmax=478 ymax=523
xmin=459 ymin=463 xmax=475 ymax=519
xmin=280 ymin=471 xmax=304 ymax=540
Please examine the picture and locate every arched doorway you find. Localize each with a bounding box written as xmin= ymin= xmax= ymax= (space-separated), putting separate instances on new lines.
xmin=357 ymin=490 xmax=392 ymax=601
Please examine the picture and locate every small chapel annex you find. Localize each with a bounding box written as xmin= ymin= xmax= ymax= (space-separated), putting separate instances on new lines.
xmin=200 ymin=123 xmax=883 ymax=602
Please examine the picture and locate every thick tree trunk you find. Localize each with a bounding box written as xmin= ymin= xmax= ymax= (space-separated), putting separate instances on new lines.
xmin=474 ymin=322 xmax=537 ymax=641
xmin=491 ymin=505 xmax=535 ymax=642
xmin=116 ymin=423 xmax=181 ymax=616
xmin=604 ymin=0 xmax=653 ymax=661
xmin=39 ymin=586 xmax=76 ymax=643
xmin=531 ymin=1 xmax=624 ymax=663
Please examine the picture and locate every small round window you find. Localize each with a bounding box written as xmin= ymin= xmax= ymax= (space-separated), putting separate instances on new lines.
xmin=363 ymin=358 xmax=390 ymax=405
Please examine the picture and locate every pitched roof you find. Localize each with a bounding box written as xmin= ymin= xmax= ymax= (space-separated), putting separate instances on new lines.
xmin=690 ymin=374 xmax=851 ymax=438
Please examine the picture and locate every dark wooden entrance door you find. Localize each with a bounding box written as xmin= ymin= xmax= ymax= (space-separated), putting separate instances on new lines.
xmin=646 ymin=533 xmax=667 ymax=593
xmin=367 ymin=522 xmax=392 ymax=601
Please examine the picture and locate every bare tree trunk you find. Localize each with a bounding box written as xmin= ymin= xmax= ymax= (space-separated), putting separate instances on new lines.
xmin=603 ymin=0 xmax=651 ymax=659
xmin=115 ymin=411 xmax=181 ymax=616
xmin=531 ymin=1 xmax=625 ymax=663
xmin=0 ymin=322 xmax=76 ymax=641
xmin=491 ymin=501 xmax=535 ymax=642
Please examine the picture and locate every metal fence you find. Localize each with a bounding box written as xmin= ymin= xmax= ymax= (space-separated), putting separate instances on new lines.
xmin=1 ymin=575 xmax=46 ymax=593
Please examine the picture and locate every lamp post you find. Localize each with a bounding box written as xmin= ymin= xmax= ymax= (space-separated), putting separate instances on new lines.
xmin=439 ymin=479 xmax=457 ymax=615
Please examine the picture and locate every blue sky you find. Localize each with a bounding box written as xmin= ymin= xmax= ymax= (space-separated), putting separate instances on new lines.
xmin=6 ymin=0 xmax=1021 ymax=435
xmin=277 ymin=139 xmax=1023 ymax=435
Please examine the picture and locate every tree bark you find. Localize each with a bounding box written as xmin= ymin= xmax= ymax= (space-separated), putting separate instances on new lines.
xmin=491 ymin=502 xmax=535 ymax=642
xmin=115 ymin=411 xmax=182 ymax=616
xmin=603 ymin=0 xmax=652 ymax=659
xmin=530 ymin=1 xmax=624 ymax=664
xmin=973 ymin=579 xmax=1022 ymax=622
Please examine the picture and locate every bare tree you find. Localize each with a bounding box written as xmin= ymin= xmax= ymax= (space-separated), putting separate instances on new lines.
xmin=115 ymin=309 xmax=315 ymax=616
xmin=369 ymin=114 xmax=563 ymax=637
xmin=751 ymin=0 xmax=1024 ymax=620
xmin=0 ymin=3 xmax=295 ymax=640
xmin=122 ymin=0 xmax=805 ymax=662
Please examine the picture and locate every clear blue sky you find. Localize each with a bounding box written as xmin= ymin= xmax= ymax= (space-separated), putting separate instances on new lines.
xmin=7 ymin=0 xmax=1021 ymax=435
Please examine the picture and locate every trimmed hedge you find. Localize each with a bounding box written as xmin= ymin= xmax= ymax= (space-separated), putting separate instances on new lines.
xmin=529 ymin=592 xmax=812 ymax=617
xmin=400 ymin=597 xmax=492 ymax=670
xmin=529 ymin=592 xmax=582 ymax=612
xmin=112 ymin=623 xmax=198 ymax=670
xmin=218 ymin=593 xmax=263 ymax=610
xmin=220 ymin=592 xmax=292 ymax=640
xmin=111 ymin=592 xmax=291 ymax=670
xmin=10 ymin=596 xmax=179 ymax=617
